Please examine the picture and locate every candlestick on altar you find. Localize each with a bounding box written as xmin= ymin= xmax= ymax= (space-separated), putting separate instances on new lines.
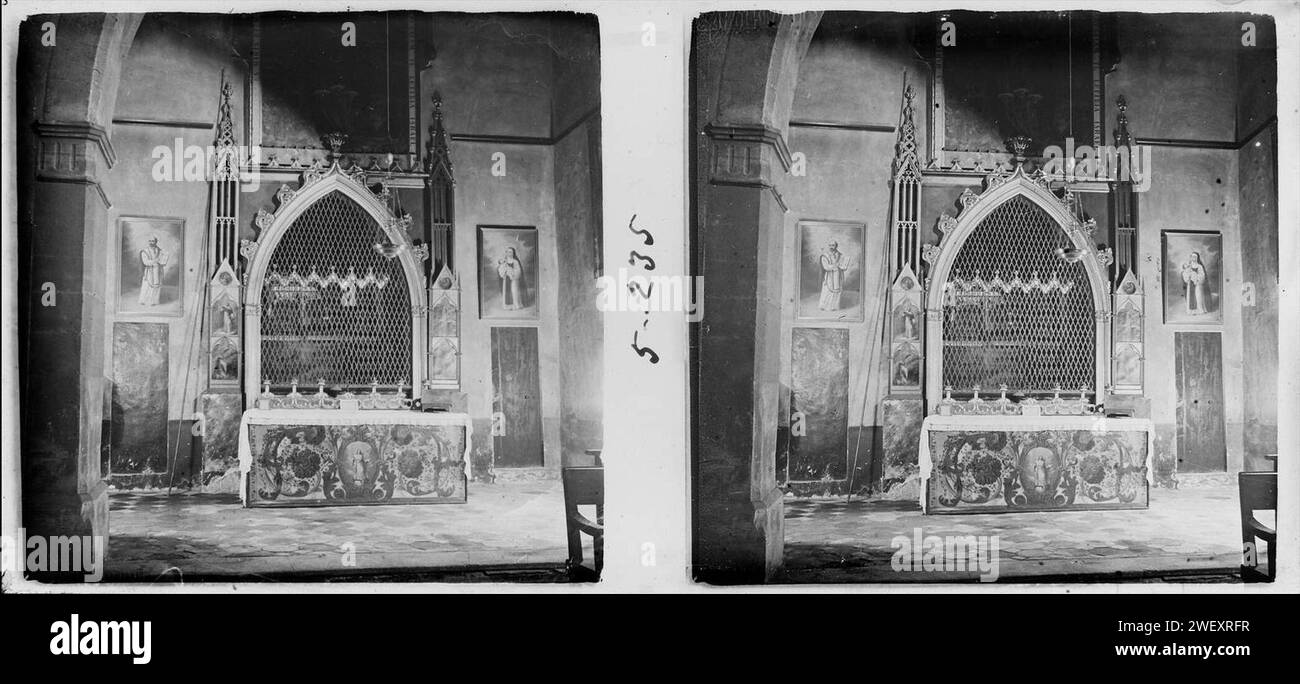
xmin=258 ymin=380 xmax=274 ymax=410
xmin=994 ymin=383 xmax=1013 ymax=414
xmin=938 ymin=384 xmax=956 ymax=415
xmin=967 ymin=384 xmax=985 ymax=414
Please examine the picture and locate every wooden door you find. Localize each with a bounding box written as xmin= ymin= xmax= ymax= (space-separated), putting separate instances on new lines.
xmin=490 ymin=327 xmax=544 ymax=467
xmin=1174 ymin=332 xmax=1226 ymax=472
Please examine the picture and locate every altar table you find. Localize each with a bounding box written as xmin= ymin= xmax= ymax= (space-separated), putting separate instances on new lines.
xmin=919 ymin=415 xmax=1152 ymax=514
xmin=239 ymin=409 xmax=473 ymax=507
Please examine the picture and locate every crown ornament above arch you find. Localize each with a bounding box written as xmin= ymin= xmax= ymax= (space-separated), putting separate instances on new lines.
xmin=250 ymin=162 xmax=382 ymax=235
xmin=921 ymin=166 xmax=1107 ymax=296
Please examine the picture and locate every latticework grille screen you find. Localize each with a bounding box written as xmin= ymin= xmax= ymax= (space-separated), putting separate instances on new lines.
xmin=260 ymin=191 xmax=412 ymax=390
xmin=941 ymin=195 xmax=1095 ymax=394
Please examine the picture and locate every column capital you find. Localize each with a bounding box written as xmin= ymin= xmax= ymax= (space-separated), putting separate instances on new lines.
xmin=33 ymin=121 xmax=116 ymax=207
xmin=704 ymin=123 xmax=791 ymax=212
xmin=34 ymin=121 xmax=117 ymax=168
xmin=704 ymin=123 xmax=793 ymax=178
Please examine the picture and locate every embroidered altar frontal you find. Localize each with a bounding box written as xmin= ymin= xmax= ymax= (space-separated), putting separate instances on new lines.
xmin=240 ymin=410 xmax=472 ymax=507
xmin=920 ymin=416 xmax=1151 ymax=514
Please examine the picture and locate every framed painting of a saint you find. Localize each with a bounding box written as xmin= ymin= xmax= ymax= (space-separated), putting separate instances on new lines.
xmin=1161 ymin=231 xmax=1222 ymax=325
xmin=117 ymin=216 xmax=184 ymax=317
xmin=796 ymin=220 xmax=866 ymax=322
xmin=477 ymin=226 xmax=539 ymax=321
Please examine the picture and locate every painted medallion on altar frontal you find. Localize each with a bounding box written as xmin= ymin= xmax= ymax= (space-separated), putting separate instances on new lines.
xmin=927 ymin=429 xmax=1149 ymax=513
xmin=246 ymin=423 xmax=467 ymax=506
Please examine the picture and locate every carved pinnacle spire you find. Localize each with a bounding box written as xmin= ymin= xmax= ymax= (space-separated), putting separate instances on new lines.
xmin=1113 ymin=95 xmax=1131 ymax=148
xmin=425 ymin=91 xmax=454 ymax=184
xmin=893 ymin=83 xmax=921 ymax=181
xmin=212 ymin=78 xmax=238 ymax=181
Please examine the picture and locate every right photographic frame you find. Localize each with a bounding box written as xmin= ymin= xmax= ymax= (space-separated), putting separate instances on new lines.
xmin=690 ymin=9 xmax=1280 ymax=584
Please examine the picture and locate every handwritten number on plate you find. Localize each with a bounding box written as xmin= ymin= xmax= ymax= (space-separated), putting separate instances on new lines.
xmin=628 ymin=214 xmax=653 ymax=246
xmin=628 ymin=279 xmax=654 ymax=300
xmin=631 ymin=331 xmax=659 ymax=364
xmin=628 ymin=250 xmax=656 ymax=270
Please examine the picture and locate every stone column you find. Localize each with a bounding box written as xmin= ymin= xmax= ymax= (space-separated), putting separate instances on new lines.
xmin=21 ymin=122 xmax=116 ymax=576
xmin=695 ymin=125 xmax=791 ymax=583
xmin=691 ymin=11 xmax=819 ymax=584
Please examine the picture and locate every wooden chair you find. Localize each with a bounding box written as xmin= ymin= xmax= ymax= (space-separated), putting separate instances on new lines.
xmin=1238 ymin=471 xmax=1277 ymax=582
xmin=562 ymin=465 xmax=604 ymax=580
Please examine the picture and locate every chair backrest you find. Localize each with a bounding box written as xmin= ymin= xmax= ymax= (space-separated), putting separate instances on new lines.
xmin=563 ymin=466 xmax=604 ymax=510
xmin=1238 ymin=471 xmax=1277 ymax=513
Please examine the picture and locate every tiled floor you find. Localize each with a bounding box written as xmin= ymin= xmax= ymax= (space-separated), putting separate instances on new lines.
xmin=781 ymin=484 xmax=1257 ymax=583
xmin=105 ymin=479 xmax=1259 ymax=584
xmin=105 ymin=480 xmax=575 ymax=582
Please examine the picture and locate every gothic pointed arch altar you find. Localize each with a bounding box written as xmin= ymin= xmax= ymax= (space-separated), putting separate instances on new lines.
xmin=240 ymin=163 xmax=430 ymax=407
xmin=911 ymin=169 xmax=1150 ymax=515
xmin=920 ymin=168 xmax=1113 ymax=413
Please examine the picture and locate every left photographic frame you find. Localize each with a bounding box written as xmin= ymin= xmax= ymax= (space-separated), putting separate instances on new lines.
xmin=12 ymin=8 xmax=606 ymax=587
